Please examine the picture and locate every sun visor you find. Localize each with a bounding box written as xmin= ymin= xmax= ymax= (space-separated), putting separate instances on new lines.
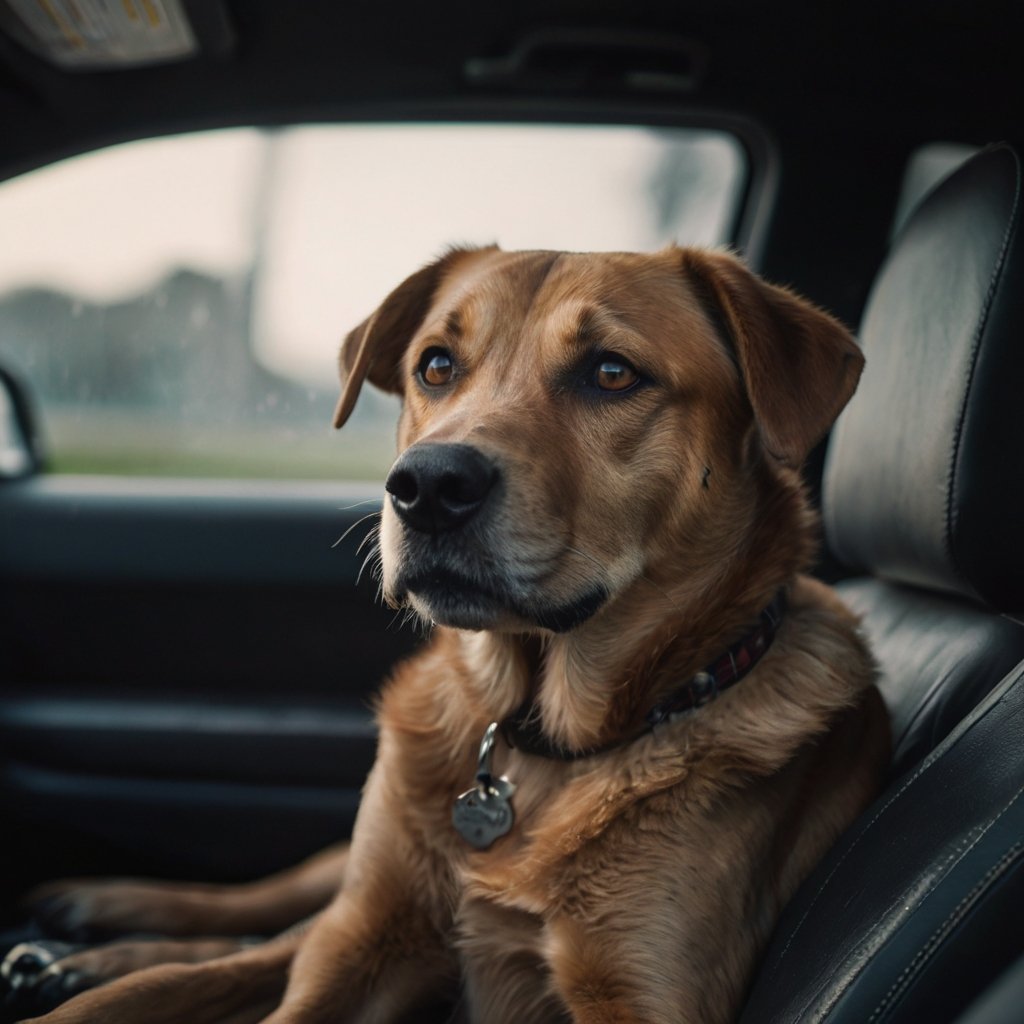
xmin=0 ymin=0 xmax=232 ymax=71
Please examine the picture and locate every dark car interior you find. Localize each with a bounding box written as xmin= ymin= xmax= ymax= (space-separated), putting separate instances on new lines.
xmin=1 ymin=1 xmax=1022 ymax=1022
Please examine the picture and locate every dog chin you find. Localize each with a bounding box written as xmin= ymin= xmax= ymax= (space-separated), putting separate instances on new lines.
xmin=398 ymin=570 xmax=608 ymax=634
xmin=408 ymin=589 xmax=519 ymax=632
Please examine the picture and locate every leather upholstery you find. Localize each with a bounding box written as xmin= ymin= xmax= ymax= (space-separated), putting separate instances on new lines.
xmin=823 ymin=145 xmax=1024 ymax=620
xmin=740 ymin=146 xmax=1024 ymax=1024
xmin=740 ymin=660 xmax=1024 ymax=1024
xmin=837 ymin=579 xmax=1024 ymax=778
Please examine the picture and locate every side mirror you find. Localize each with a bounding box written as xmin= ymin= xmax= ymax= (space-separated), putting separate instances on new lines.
xmin=0 ymin=365 xmax=44 ymax=478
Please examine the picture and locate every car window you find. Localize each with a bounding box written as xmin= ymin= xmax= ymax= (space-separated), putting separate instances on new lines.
xmin=0 ymin=123 xmax=747 ymax=481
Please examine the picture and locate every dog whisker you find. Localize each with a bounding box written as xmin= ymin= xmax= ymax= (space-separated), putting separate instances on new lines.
xmin=356 ymin=547 xmax=382 ymax=588
xmin=336 ymin=498 xmax=384 ymax=512
xmin=356 ymin=524 xmax=381 ymax=557
xmin=332 ymin=511 xmax=382 ymax=549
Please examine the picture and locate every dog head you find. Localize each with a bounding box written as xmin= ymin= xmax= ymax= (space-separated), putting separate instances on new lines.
xmin=335 ymin=246 xmax=862 ymax=634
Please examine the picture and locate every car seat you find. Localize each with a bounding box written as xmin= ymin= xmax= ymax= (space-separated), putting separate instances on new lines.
xmin=740 ymin=143 xmax=1024 ymax=1022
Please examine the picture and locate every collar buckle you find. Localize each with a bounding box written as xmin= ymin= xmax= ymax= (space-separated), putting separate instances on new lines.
xmin=691 ymin=670 xmax=718 ymax=707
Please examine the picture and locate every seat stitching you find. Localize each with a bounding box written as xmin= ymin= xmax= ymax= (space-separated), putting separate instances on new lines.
xmin=790 ymin=756 xmax=1024 ymax=1022
xmin=764 ymin=663 xmax=1021 ymax=988
xmin=767 ymin=719 xmax=967 ymax=980
xmin=867 ymin=838 xmax=1024 ymax=1022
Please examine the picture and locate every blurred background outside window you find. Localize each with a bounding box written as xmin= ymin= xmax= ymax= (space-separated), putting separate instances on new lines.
xmin=0 ymin=123 xmax=745 ymax=480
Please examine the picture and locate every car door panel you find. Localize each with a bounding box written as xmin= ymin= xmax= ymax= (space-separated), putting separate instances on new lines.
xmin=0 ymin=477 xmax=412 ymax=893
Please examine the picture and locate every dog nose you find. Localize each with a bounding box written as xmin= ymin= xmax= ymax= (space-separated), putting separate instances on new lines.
xmin=385 ymin=444 xmax=499 ymax=534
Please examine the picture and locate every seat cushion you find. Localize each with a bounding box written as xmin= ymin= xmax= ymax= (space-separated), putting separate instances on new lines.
xmin=838 ymin=578 xmax=1024 ymax=778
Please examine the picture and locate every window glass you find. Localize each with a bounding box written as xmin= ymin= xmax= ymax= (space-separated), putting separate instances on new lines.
xmin=0 ymin=124 xmax=746 ymax=480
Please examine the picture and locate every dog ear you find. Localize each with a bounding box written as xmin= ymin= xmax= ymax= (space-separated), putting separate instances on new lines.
xmin=333 ymin=247 xmax=490 ymax=428
xmin=680 ymin=248 xmax=864 ymax=466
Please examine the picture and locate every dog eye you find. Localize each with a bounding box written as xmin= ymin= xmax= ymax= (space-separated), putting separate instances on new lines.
xmin=594 ymin=357 xmax=639 ymax=392
xmin=418 ymin=348 xmax=455 ymax=387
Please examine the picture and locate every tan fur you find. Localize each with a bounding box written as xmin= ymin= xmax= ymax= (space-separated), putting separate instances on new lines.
xmin=25 ymin=935 xmax=300 ymax=1024
xmin=25 ymin=842 xmax=348 ymax=939
xmin=27 ymin=247 xmax=888 ymax=1024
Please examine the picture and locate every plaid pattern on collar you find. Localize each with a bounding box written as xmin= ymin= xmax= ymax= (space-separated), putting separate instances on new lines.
xmin=645 ymin=590 xmax=787 ymax=727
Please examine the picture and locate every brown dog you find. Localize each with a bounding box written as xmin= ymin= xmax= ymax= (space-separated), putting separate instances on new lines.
xmin=17 ymin=246 xmax=888 ymax=1024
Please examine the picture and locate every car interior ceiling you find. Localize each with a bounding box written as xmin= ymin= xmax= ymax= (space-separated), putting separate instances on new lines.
xmin=1 ymin=1 xmax=1023 ymax=1022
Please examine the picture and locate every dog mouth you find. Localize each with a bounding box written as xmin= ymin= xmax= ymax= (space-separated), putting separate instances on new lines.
xmin=397 ymin=565 xmax=608 ymax=633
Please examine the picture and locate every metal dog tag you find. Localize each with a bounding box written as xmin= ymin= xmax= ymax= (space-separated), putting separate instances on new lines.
xmin=452 ymin=722 xmax=516 ymax=850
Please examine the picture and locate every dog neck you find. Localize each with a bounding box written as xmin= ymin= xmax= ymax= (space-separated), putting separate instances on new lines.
xmin=502 ymin=590 xmax=786 ymax=759
xmin=456 ymin=463 xmax=814 ymax=754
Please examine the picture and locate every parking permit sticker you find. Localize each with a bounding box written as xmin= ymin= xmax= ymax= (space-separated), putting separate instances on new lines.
xmin=1 ymin=0 xmax=198 ymax=69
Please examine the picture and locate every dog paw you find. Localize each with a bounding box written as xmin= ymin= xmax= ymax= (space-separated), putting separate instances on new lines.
xmin=23 ymin=881 xmax=163 ymax=942
xmin=32 ymin=964 xmax=92 ymax=1010
xmin=1 ymin=941 xmax=85 ymax=993
xmin=23 ymin=890 xmax=105 ymax=943
xmin=0 ymin=941 xmax=93 ymax=1020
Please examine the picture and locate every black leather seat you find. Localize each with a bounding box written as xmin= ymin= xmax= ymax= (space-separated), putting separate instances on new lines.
xmin=741 ymin=144 xmax=1024 ymax=1023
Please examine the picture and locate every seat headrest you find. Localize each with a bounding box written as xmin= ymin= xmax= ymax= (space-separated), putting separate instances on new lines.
xmin=823 ymin=144 xmax=1024 ymax=620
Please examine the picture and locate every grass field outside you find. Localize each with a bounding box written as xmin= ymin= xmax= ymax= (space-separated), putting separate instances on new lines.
xmin=42 ymin=407 xmax=396 ymax=482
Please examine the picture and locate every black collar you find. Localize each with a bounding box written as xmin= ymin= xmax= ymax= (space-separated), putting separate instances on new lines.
xmin=500 ymin=590 xmax=787 ymax=761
